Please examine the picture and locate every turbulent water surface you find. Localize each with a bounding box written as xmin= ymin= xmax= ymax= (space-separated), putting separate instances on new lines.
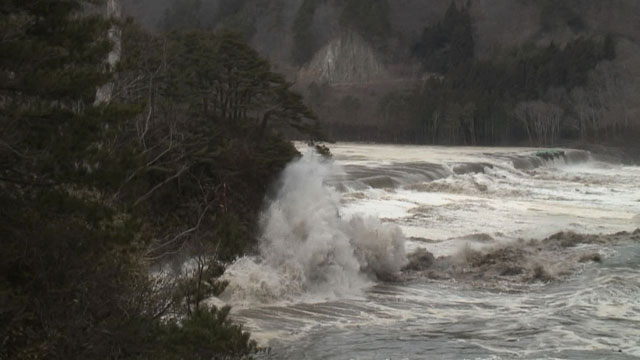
xmin=219 ymin=143 xmax=640 ymax=360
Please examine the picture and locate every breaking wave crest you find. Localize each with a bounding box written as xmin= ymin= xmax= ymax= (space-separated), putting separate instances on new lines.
xmin=505 ymin=149 xmax=591 ymax=170
xmin=220 ymin=150 xmax=407 ymax=305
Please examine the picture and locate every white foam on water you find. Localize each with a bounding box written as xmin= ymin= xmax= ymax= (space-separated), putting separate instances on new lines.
xmin=220 ymin=150 xmax=407 ymax=307
xmin=220 ymin=143 xmax=640 ymax=357
xmin=329 ymin=144 xmax=639 ymax=258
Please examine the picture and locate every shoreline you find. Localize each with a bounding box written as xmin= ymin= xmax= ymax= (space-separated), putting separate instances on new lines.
xmin=567 ymin=142 xmax=640 ymax=166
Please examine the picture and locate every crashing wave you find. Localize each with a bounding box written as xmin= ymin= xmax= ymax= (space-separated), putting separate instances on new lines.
xmin=220 ymin=150 xmax=407 ymax=305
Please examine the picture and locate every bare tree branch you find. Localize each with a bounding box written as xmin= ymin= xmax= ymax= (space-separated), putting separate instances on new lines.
xmin=133 ymin=164 xmax=189 ymax=207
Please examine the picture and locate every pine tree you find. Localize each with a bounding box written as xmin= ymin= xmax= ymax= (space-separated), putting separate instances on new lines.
xmin=340 ymin=0 xmax=391 ymax=46
xmin=292 ymin=0 xmax=320 ymax=65
xmin=165 ymin=30 xmax=318 ymax=134
xmin=0 ymin=2 xmax=148 ymax=358
xmin=0 ymin=0 xmax=115 ymax=185
xmin=413 ymin=2 xmax=474 ymax=73
xmin=1 ymin=3 xmax=316 ymax=359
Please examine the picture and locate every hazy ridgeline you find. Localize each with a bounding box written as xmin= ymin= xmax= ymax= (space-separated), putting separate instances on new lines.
xmin=124 ymin=0 xmax=640 ymax=148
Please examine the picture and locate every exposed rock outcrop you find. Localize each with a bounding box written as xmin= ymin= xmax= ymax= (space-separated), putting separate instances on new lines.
xmin=298 ymin=31 xmax=388 ymax=85
xmin=403 ymin=230 xmax=640 ymax=287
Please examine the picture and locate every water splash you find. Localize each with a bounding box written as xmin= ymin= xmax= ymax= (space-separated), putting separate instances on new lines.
xmin=221 ymin=150 xmax=407 ymax=305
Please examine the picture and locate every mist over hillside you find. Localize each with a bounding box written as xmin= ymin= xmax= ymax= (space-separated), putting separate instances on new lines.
xmin=123 ymin=0 xmax=640 ymax=147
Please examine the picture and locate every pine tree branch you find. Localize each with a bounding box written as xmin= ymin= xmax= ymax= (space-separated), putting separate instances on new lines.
xmin=133 ymin=164 xmax=189 ymax=207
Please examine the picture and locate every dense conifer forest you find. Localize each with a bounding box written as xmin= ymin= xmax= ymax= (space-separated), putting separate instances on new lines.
xmin=1 ymin=1 xmax=320 ymax=358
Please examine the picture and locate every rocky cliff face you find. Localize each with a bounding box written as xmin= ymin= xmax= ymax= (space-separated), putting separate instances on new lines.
xmin=298 ymin=31 xmax=388 ymax=85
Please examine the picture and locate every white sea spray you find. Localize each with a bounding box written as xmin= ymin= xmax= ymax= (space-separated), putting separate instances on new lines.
xmin=221 ymin=150 xmax=407 ymax=305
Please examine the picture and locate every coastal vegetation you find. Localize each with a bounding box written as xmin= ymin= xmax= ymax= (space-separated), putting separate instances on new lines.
xmin=0 ymin=1 xmax=319 ymax=358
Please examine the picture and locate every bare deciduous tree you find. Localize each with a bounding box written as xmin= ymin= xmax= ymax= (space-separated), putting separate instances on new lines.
xmin=514 ymin=101 xmax=563 ymax=146
xmin=570 ymin=61 xmax=639 ymax=142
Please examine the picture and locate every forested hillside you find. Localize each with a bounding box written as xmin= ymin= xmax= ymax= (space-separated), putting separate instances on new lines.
xmin=1 ymin=1 xmax=320 ymax=358
xmin=125 ymin=0 xmax=640 ymax=148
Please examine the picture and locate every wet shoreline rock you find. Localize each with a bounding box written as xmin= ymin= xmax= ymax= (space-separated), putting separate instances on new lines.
xmin=401 ymin=229 xmax=639 ymax=286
